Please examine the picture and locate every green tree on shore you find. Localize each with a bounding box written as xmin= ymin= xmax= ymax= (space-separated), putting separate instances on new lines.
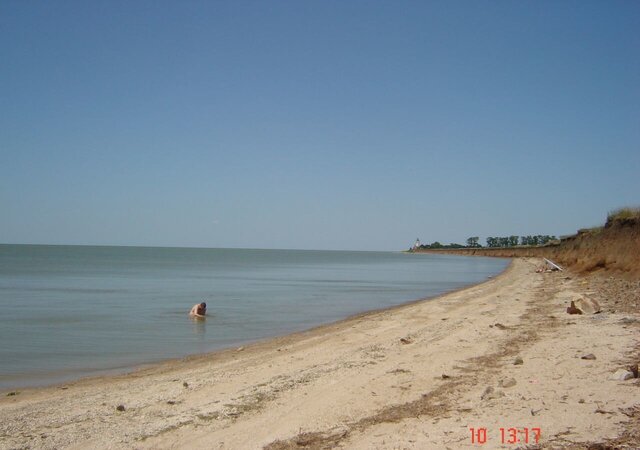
xmin=466 ymin=237 xmax=480 ymax=248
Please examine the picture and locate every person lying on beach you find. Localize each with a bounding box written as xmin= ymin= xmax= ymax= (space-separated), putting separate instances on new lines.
xmin=189 ymin=302 xmax=207 ymax=317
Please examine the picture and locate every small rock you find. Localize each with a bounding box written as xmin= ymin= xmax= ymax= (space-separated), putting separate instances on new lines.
xmin=581 ymin=354 xmax=597 ymax=360
xmin=441 ymin=374 xmax=451 ymax=379
xmin=514 ymin=357 xmax=524 ymax=365
xmin=183 ymin=382 xmax=189 ymax=388
xmin=610 ymin=369 xmax=634 ymax=381
xmin=167 ymin=400 xmax=176 ymax=405
xmin=494 ymin=323 xmax=507 ymax=330
xmin=400 ymin=337 xmax=413 ymax=344
xmin=629 ymin=364 xmax=639 ymax=378
xmin=116 ymin=405 xmax=126 ymax=412
xmin=6 ymin=392 xmax=18 ymax=397
xmin=619 ymin=317 xmax=638 ymax=325
xmin=579 ymin=399 xmax=585 ymax=404
xmin=481 ymin=386 xmax=505 ymax=401
xmin=481 ymin=386 xmax=494 ymax=400
xmin=499 ymin=378 xmax=517 ymax=388
xmin=566 ymin=301 xmax=583 ymax=315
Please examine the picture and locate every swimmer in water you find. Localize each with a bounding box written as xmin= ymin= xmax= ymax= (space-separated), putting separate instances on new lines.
xmin=189 ymin=302 xmax=207 ymax=317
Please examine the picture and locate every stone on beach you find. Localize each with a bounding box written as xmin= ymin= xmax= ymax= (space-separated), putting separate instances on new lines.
xmin=499 ymin=378 xmax=517 ymax=388
xmin=610 ymin=369 xmax=634 ymax=381
xmin=566 ymin=301 xmax=583 ymax=315
xmin=481 ymin=386 xmax=505 ymax=401
xmin=574 ymin=296 xmax=601 ymax=314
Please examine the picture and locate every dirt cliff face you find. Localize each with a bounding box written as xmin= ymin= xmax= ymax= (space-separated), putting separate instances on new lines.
xmin=554 ymin=219 xmax=640 ymax=276
xmin=416 ymin=218 xmax=640 ymax=278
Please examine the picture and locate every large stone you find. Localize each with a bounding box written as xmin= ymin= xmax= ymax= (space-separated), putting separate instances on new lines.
xmin=610 ymin=369 xmax=634 ymax=381
xmin=575 ymin=296 xmax=601 ymax=314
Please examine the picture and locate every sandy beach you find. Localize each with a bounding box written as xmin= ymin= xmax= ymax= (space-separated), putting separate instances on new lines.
xmin=1 ymin=257 xmax=639 ymax=449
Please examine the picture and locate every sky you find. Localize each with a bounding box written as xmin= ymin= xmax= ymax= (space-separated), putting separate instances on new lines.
xmin=1 ymin=1 xmax=639 ymax=251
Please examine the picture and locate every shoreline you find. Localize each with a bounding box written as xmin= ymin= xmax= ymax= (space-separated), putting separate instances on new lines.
xmin=1 ymin=257 xmax=638 ymax=449
xmin=0 ymin=256 xmax=510 ymax=392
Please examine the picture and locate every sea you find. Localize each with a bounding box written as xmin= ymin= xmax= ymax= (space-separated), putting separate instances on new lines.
xmin=0 ymin=245 xmax=509 ymax=389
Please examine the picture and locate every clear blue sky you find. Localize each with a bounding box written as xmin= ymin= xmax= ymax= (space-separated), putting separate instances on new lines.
xmin=2 ymin=1 xmax=639 ymax=251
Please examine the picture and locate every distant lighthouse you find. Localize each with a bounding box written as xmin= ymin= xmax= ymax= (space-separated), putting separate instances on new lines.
xmin=413 ymin=238 xmax=421 ymax=250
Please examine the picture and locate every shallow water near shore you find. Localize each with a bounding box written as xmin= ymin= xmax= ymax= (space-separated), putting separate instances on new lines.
xmin=0 ymin=245 xmax=508 ymax=389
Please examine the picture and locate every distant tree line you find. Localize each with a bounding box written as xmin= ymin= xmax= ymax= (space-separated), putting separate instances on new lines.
xmin=413 ymin=235 xmax=557 ymax=250
xmin=418 ymin=241 xmax=467 ymax=249
xmin=485 ymin=235 xmax=557 ymax=248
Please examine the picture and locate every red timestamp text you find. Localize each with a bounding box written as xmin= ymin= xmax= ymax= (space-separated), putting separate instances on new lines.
xmin=469 ymin=427 xmax=541 ymax=445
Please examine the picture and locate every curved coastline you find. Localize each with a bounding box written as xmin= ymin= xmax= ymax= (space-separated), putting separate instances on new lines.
xmin=1 ymin=257 xmax=638 ymax=449
xmin=1 ymin=257 xmax=514 ymax=392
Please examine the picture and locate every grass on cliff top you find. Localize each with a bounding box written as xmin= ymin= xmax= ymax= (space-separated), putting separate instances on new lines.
xmin=606 ymin=207 xmax=640 ymax=227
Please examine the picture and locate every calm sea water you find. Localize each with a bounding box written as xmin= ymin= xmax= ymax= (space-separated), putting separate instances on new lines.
xmin=0 ymin=245 xmax=509 ymax=389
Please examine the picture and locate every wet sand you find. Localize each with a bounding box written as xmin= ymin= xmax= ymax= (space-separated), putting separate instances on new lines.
xmin=1 ymin=258 xmax=638 ymax=449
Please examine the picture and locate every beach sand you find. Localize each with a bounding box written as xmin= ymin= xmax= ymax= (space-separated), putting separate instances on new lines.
xmin=1 ymin=257 xmax=638 ymax=449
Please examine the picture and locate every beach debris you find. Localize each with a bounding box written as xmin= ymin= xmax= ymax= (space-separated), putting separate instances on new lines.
xmin=544 ymin=258 xmax=564 ymax=271
xmin=499 ymin=378 xmax=517 ymax=388
xmin=183 ymin=381 xmax=189 ymax=388
xmin=237 ymin=346 xmax=245 ymax=352
xmin=610 ymin=369 xmax=634 ymax=381
xmin=619 ymin=407 xmax=637 ymax=417
xmin=167 ymin=400 xmax=176 ymax=405
xmin=566 ymin=301 xmax=583 ymax=315
xmin=530 ymin=408 xmax=542 ymax=416
xmin=6 ymin=391 xmax=19 ymax=397
xmin=481 ymin=386 xmax=505 ymax=401
xmin=400 ymin=337 xmax=413 ymax=345
xmin=116 ymin=405 xmax=126 ymax=412
xmin=581 ymin=353 xmax=597 ymax=360
xmin=494 ymin=323 xmax=508 ymax=330
xmin=629 ymin=364 xmax=639 ymax=378
xmin=579 ymin=399 xmax=585 ymax=404
xmin=514 ymin=357 xmax=524 ymax=365
xmin=619 ymin=317 xmax=638 ymax=325
xmin=387 ymin=368 xmax=411 ymax=375
xmin=441 ymin=374 xmax=451 ymax=379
